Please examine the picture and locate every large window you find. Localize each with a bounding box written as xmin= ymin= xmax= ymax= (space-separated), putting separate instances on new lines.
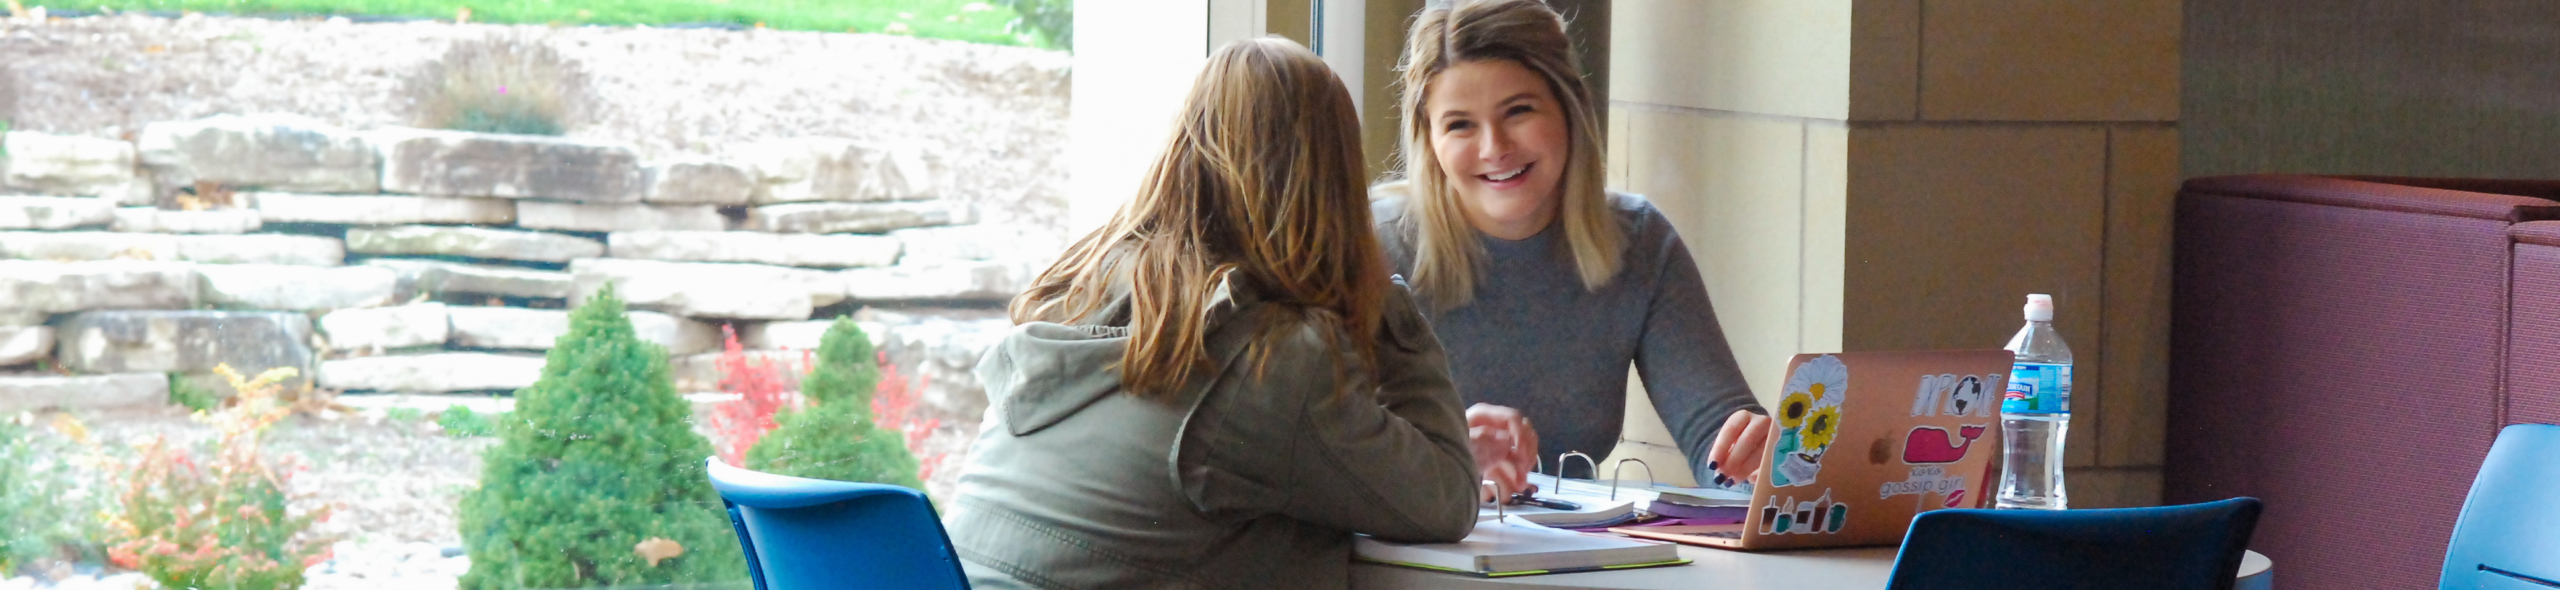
xmin=0 ymin=2 xmax=1071 ymax=587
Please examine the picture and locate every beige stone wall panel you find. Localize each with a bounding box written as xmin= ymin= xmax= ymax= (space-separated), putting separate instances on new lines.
xmin=1612 ymin=0 xmax=1852 ymax=120
xmin=1918 ymin=0 xmax=2180 ymax=121
xmin=1625 ymin=109 xmax=1808 ymax=404
xmin=1844 ymin=124 xmax=2106 ymax=467
xmin=2100 ymin=125 xmax=2179 ymax=468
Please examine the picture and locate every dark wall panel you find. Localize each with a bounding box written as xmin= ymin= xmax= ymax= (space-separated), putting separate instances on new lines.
xmin=2185 ymin=1 xmax=2560 ymax=179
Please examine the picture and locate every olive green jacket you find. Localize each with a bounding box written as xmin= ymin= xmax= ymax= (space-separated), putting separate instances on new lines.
xmin=944 ymin=276 xmax=1478 ymax=590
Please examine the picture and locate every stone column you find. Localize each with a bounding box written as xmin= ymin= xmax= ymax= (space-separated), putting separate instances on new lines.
xmin=1359 ymin=0 xmax=1426 ymax=179
xmin=1609 ymin=0 xmax=2179 ymax=508
xmin=1550 ymin=0 xmax=1609 ymax=140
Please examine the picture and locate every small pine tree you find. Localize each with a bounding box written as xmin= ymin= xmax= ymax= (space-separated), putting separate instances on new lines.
xmin=797 ymin=317 xmax=878 ymax=406
xmin=744 ymin=318 xmax=922 ymax=489
xmin=456 ymin=286 xmax=744 ymax=590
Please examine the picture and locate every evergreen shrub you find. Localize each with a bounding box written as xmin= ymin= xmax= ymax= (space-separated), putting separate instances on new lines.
xmin=743 ymin=318 xmax=922 ymax=490
xmin=455 ymin=286 xmax=742 ymax=590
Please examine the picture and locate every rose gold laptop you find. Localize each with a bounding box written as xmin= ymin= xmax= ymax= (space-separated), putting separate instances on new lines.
xmin=1612 ymin=350 xmax=2012 ymax=551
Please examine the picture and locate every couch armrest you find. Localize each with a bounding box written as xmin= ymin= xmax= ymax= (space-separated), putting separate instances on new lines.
xmin=2336 ymin=176 xmax=2560 ymax=202
xmin=2513 ymin=221 xmax=2560 ymax=248
xmin=2184 ymin=175 xmax=2560 ymax=222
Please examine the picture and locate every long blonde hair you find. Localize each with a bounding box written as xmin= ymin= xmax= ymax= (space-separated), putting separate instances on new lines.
xmin=1384 ymin=0 xmax=1620 ymax=310
xmin=1010 ymin=38 xmax=1387 ymax=400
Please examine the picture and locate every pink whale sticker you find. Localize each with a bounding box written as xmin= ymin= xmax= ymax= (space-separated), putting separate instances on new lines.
xmin=1901 ymin=424 xmax=1989 ymax=464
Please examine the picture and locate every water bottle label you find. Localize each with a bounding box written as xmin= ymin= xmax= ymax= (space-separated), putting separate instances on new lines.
xmin=2002 ymin=362 xmax=2070 ymax=414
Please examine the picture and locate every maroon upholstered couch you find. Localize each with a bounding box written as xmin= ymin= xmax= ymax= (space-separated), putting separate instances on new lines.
xmin=2505 ymin=222 xmax=2560 ymax=428
xmin=2168 ymin=175 xmax=2560 ymax=590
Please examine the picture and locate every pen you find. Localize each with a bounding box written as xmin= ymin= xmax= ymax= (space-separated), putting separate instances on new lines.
xmin=1510 ymin=493 xmax=1582 ymax=511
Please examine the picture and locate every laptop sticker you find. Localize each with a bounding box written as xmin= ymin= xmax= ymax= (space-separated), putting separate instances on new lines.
xmin=1900 ymin=424 xmax=1988 ymax=464
xmin=1911 ymin=373 xmax=2001 ymax=418
xmin=1757 ymin=490 xmax=1851 ymax=535
xmin=1885 ymin=370 xmax=2003 ymax=510
xmin=1771 ymin=355 xmax=1847 ymax=488
xmin=1881 ymin=464 xmax=1967 ymax=509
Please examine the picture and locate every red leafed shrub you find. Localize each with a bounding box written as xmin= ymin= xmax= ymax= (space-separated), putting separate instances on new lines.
xmin=709 ymin=325 xmax=802 ymax=465
xmin=102 ymin=365 xmax=337 ymax=590
xmin=869 ymin=355 xmax=945 ymax=482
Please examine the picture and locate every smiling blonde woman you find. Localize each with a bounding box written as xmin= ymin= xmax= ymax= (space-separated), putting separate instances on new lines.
xmin=1373 ymin=0 xmax=1772 ymax=492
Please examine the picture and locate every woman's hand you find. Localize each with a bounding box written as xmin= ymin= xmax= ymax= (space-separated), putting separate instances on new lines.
xmin=1466 ymin=403 xmax=1540 ymax=502
xmin=1704 ymin=409 xmax=1773 ymax=487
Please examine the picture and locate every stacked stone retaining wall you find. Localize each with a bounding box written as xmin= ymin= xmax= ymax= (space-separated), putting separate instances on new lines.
xmin=2 ymin=114 xmax=1048 ymax=498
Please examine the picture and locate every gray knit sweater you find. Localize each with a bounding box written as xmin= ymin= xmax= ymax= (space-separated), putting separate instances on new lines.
xmin=1372 ymin=192 xmax=1763 ymax=481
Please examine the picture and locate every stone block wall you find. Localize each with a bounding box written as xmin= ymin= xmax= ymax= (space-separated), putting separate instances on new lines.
xmin=1607 ymin=0 xmax=2179 ymax=507
xmin=2 ymin=114 xmax=1058 ymax=495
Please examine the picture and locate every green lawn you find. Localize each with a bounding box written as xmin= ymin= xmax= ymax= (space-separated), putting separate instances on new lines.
xmin=25 ymin=0 xmax=1055 ymax=48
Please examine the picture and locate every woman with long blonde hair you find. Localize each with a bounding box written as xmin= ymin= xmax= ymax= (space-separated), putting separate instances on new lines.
xmin=1373 ymin=0 xmax=1773 ymax=494
xmin=944 ymin=37 xmax=1476 ymax=589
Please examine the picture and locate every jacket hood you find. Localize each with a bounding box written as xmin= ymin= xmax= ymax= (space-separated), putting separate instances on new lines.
xmin=976 ymin=276 xmax=1260 ymax=436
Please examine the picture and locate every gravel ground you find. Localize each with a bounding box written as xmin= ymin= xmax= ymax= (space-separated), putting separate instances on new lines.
xmin=0 ymin=13 xmax=1073 ymax=227
xmin=9 ymin=388 xmax=954 ymax=590
xmin=64 ymin=403 xmax=494 ymax=548
xmin=6 ymin=402 xmax=490 ymax=589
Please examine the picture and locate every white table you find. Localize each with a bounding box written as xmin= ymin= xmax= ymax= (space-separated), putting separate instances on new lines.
xmin=1351 ymin=546 xmax=2273 ymax=590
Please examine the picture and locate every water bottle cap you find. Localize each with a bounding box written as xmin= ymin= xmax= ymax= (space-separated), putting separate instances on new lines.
xmin=2024 ymin=294 xmax=2054 ymax=321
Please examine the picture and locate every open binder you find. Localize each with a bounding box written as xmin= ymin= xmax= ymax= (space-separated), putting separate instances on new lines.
xmin=1353 ymin=519 xmax=1687 ymax=577
xmin=1356 ymin=482 xmax=1690 ymax=577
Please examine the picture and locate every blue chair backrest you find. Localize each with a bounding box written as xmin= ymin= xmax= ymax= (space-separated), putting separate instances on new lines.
xmin=707 ymin=458 xmax=970 ymax=590
xmin=1884 ymin=497 xmax=2263 ymax=590
xmin=2441 ymin=423 xmax=2560 ymax=590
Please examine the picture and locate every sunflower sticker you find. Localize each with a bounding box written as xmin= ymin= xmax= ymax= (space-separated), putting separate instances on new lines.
xmin=1801 ymin=405 xmax=1842 ymax=450
xmin=1772 ymin=355 xmax=1848 ymax=488
xmin=1779 ymin=392 xmax=1813 ymax=429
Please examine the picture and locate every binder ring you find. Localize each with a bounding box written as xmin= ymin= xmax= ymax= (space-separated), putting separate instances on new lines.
xmin=1610 ymin=458 xmax=1656 ymax=501
xmin=1553 ymin=451 xmax=1596 ymax=493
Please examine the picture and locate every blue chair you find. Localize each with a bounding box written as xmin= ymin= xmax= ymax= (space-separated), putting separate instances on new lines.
xmin=707 ymin=458 xmax=971 ymax=590
xmin=1884 ymin=498 xmax=2263 ymax=590
xmin=2440 ymin=423 xmax=2560 ymax=590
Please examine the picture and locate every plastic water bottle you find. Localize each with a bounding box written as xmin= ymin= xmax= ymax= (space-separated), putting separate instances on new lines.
xmin=1997 ymin=294 xmax=2071 ymax=510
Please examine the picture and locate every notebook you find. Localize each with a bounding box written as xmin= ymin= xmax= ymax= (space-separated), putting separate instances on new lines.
xmin=1355 ymin=520 xmax=1687 ymax=577
xmin=1611 ymin=350 xmax=2013 ymax=551
xmin=1502 ymin=500 xmax=1640 ymax=529
xmin=1646 ymin=491 xmax=1749 ymax=522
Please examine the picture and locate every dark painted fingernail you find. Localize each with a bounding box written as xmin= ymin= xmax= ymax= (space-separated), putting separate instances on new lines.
xmin=1707 ymin=461 xmax=1721 ymax=471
